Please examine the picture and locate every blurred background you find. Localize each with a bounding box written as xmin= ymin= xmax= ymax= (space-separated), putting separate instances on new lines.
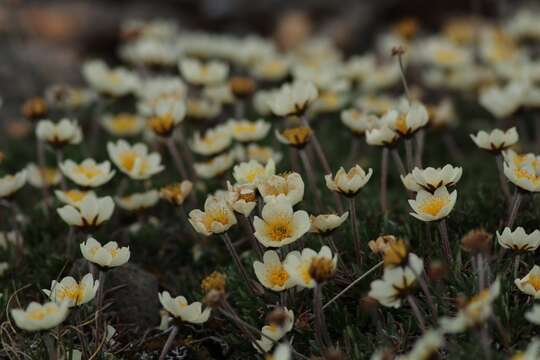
xmin=0 ymin=0 xmax=526 ymax=123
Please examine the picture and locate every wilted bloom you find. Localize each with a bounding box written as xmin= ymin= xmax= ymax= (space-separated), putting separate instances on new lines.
xmin=36 ymin=119 xmax=82 ymax=147
xmin=401 ymin=165 xmax=462 ymax=192
xmin=226 ymin=182 xmax=257 ymax=217
xmin=258 ymin=172 xmax=304 ymax=205
xmin=382 ymin=239 xmax=424 ymax=274
xmin=268 ymin=80 xmax=318 ymax=117
xmin=325 ymin=165 xmax=373 ymax=197
xmin=102 ymin=113 xmax=145 ymax=137
xmin=147 ymin=98 xmax=186 ymax=137
xmin=439 ymin=278 xmax=500 ymax=333
xmin=408 ymin=186 xmax=457 ymax=222
xmin=11 ymin=301 xmax=69 ymax=331
xmin=22 ymin=97 xmax=47 ymax=121
xmin=253 ymin=308 xmax=294 ymax=353
xmin=60 ymin=159 xmax=115 ymax=188
xmin=368 ymin=266 xmax=419 ymax=308
xmin=396 ymin=330 xmax=444 ymax=360
xmin=515 ymin=265 xmax=540 ymax=298
xmin=55 ymin=189 xmax=95 ymax=207
xmin=83 ymin=60 xmax=139 ymax=96
xmin=57 ymin=193 xmax=114 ymax=228
xmin=275 ymin=126 xmax=313 ymax=148
xmin=503 ymin=162 xmax=540 ymax=192
xmin=190 ymin=124 xmax=232 ymax=156
xmin=470 ymin=127 xmax=518 ymax=152
xmin=43 ymin=273 xmax=99 ymax=307
xmin=158 ymin=291 xmax=211 ymax=324
xmin=189 ymin=197 xmax=237 ymax=236
xmin=108 ymin=140 xmax=164 ymax=180
xmin=229 ymin=76 xmax=256 ymax=99
xmin=383 ymin=102 xmax=429 ymax=137
xmin=80 ymin=237 xmax=130 ymax=268
xmin=26 ymin=164 xmax=61 ymax=188
xmin=253 ymin=250 xmax=295 ymax=292
xmin=284 ymin=246 xmax=337 ymax=288
xmin=0 ymin=170 xmax=27 ymax=198
xmin=309 ymin=212 xmax=349 ymax=235
xmin=497 ymin=227 xmax=540 ymax=252
xmin=117 ymin=190 xmax=159 ymax=211
xmin=369 ymin=235 xmax=397 ymax=254
xmin=233 ymin=159 xmax=275 ymax=188
xmin=201 ymin=271 xmax=227 ymax=295
xmin=229 ymin=119 xmax=271 ymax=143
xmin=179 ymin=58 xmax=229 ymax=86
xmin=194 ymin=151 xmax=235 ymax=179
xmin=253 ymin=196 xmax=310 ymax=248
xmin=160 ymin=181 xmax=193 ymax=206
xmin=461 ymin=228 xmax=492 ymax=254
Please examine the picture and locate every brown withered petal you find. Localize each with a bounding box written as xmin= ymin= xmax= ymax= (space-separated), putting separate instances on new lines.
xmin=308 ymin=257 xmax=336 ymax=283
xmin=229 ymin=76 xmax=256 ymax=98
xmin=427 ymin=260 xmax=448 ymax=282
xmin=359 ymin=296 xmax=379 ymax=313
xmin=22 ymin=97 xmax=48 ymax=121
xmin=265 ymin=307 xmax=290 ymax=328
xmin=461 ymin=228 xmax=492 ymax=254
xmin=201 ymin=271 xmax=227 ymax=295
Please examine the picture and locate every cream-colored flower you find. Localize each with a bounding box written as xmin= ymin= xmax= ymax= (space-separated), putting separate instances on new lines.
xmin=253 ymin=89 xmax=278 ymax=116
xmin=60 ymin=159 xmax=115 ymax=188
xmin=55 ymin=189 xmax=95 ymax=207
xmin=284 ymin=246 xmax=337 ymax=288
xmin=516 ymin=265 xmax=540 ymax=298
xmin=160 ymin=181 xmax=193 ymax=206
xmin=368 ymin=235 xmax=397 ymax=254
xmin=325 ymin=165 xmax=373 ymax=197
xmin=251 ymin=56 xmax=289 ymax=81
xmin=253 ymin=308 xmax=294 ymax=353
xmin=229 ymin=119 xmax=271 ymax=143
xmin=401 ymin=165 xmax=462 ymax=192
xmin=479 ymin=82 xmax=525 ymax=119
xmin=383 ymin=102 xmax=429 ymax=137
xmin=396 ymin=330 xmax=444 ymax=360
xmin=57 ymin=193 xmax=114 ymax=228
xmin=36 ymin=119 xmax=82 ymax=147
xmin=179 ymin=58 xmax=229 ymax=86
xmin=497 ymin=227 xmax=540 ymax=252
xmin=202 ymin=83 xmax=235 ymax=105
xmin=188 ymin=197 xmax=237 ymax=236
xmin=190 ymin=124 xmax=232 ymax=156
xmin=158 ymin=291 xmax=211 ymax=324
xmin=146 ymin=98 xmax=186 ymax=137
xmin=43 ymin=273 xmax=99 ymax=307
xmin=0 ymin=170 xmax=27 ymax=198
xmin=408 ymin=186 xmax=457 ymax=222
xmin=419 ymin=38 xmax=472 ymax=69
xmin=525 ymin=305 xmax=540 ymax=325
xmin=80 ymin=237 xmax=130 ymax=268
xmin=503 ymin=149 xmax=539 ymax=169
xmin=226 ymin=182 xmax=257 ymax=217
xmin=503 ymin=162 xmax=540 ymax=192
xmin=102 ymin=113 xmax=145 ymax=137
xmin=26 ymin=164 xmax=61 ymax=188
xmin=194 ymin=151 xmax=235 ymax=179
xmin=275 ymin=127 xmax=313 ymax=148
xmin=258 ymin=172 xmax=304 ymax=205
xmin=368 ymin=266 xmax=418 ymax=308
xmin=266 ymin=343 xmax=291 ymax=360
xmin=233 ymin=159 xmax=275 ymax=188
xmin=268 ymin=80 xmax=318 ymax=117
xmin=341 ymin=109 xmax=378 ymax=135
xmin=253 ymin=250 xmax=295 ymax=292
xmin=116 ymin=190 xmax=159 ymax=211
xmin=11 ymin=301 xmax=69 ymax=332
xmin=439 ymin=279 xmax=500 ymax=333
xmin=509 ymin=339 xmax=540 ymax=360
xmin=309 ymin=212 xmax=349 ymax=235
xmin=254 ymin=196 xmax=310 ymax=248
xmin=470 ymin=127 xmax=518 ymax=152
xmin=365 ymin=125 xmax=400 ymax=147
xmin=82 ymin=60 xmax=139 ymax=96
xmin=245 ymin=144 xmax=283 ymax=164
xmin=186 ymin=97 xmax=222 ymax=119
xmin=0 ymin=231 xmax=23 ymax=250
xmin=107 ymin=140 xmax=164 ymax=180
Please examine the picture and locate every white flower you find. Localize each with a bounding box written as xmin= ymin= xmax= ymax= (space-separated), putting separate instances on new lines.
xmin=158 ymin=291 xmax=210 ymax=324
xmin=147 ymin=98 xmax=186 ymax=137
xmin=188 ymin=197 xmax=237 ymax=236
xmin=253 ymin=250 xmax=295 ymax=292
xmin=419 ymin=38 xmax=472 ymax=69
xmin=0 ymin=170 xmax=27 ymax=198
xmin=479 ymin=82 xmax=525 ymax=119
xmin=325 ymin=165 xmax=373 ymax=196
xmin=226 ymin=182 xmax=257 ymax=217
xmin=116 ymin=190 xmax=160 ymax=211
xmin=383 ymin=102 xmax=429 ymax=137
xmin=309 ymin=212 xmax=349 ymax=235
xmin=503 ymin=162 xmax=540 ymax=192
xmin=233 ymin=159 xmax=275 ymax=188
xmin=80 ymin=237 xmax=130 ymax=268
xmin=470 ymin=127 xmax=518 ymax=152
xmin=525 ymin=305 xmax=540 ymax=325
xmin=26 ymin=164 xmax=61 ymax=188
xmin=341 ymin=109 xmax=378 ymax=135
xmin=82 ymin=60 xmax=139 ymax=96
xmin=11 ymin=301 xmax=69 ymax=332
xmin=396 ymin=330 xmax=444 ymax=360
xmin=160 ymin=181 xmax=193 ymax=206
xmin=408 ymin=186 xmax=457 ymax=222
xmin=43 ymin=274 xmax=99 ymax=307
xmin=194 ymin=151 xmax=235 ymax=179
xmin=365 ymin=125 xmax=400 ymax=147
xmin=497 ymin=227 xmax=540 ymax=252
xmin=202 ymin=83 xmax=235 ymax=104
xmin=0 ymin=231 xmax=22 ymax=250
xmin=515 ymin=265 xmax=540 ymax=298
xmin=186 ymin=97 xmax=222 ymax=119
xmin=368 ymin=266 xmax=418 ymax=308
xmin=284 ymin=246 xmax=337 ymax=289
xmin=511 ymin=339 xmax=540 ymax=360
xmin=401 ymin=165 xmax=462 ymax=192
xmin=102 ymin=113 xmax=145 ymax=137
xmin=107 ymin=140 xmax=164 ymax=180
xmin=253 ymin=196 xmax=310 ymax=248
xmin=179 ymin=58 xmax=229 ymax=86
xmin=268 ymin=80 xmax=318 ymax=117
xmin=242 ymin=144 xmax=282 ymax=165
xmin=55 ymin=189 xmax=95 ymax=207
xmin=258 ymin=172 xmax=304 ymax=206
xmin=439 ymin=279 xmax=500 ymax=333
xmin=229 ymin=119 xmax=271 ymax=142
xmin=190 ymin=124 xmax=232 ymax=156
xmin=60 ymin=159 xmax=115 ymax=188
xmin=267 ymin=343 xmax=291 ymax=360
xmin=57 ymin=193 xmax=114 ymax=228
xmin=36 ymin=119 xmax=82 ymax=147
xmin=253 ymin=308 xmax=294 ymax=353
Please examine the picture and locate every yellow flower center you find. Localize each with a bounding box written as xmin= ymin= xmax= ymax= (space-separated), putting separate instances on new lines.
xmin=39 ymin=168 xmax=58 ymax=184
xmin=233 ymin=123 xmax=258 ymax=135
xmin=527 ymin=274 xmax=540 ymax=291
xmin=110 ymin=114 xmax=139 ymax=133
xmin=514 ymin=167 xmax=540 ymax=183
xmin=395 ymin=115 xmax=409 ymax=135
xmin=57 ymin=284 xmax=84 ymax=302
xmin=119 ymin=151 xmax=149 ymax=173
xmin=266 ymin=265 xmax=289 ymax=288
xmin=266 ymin=217 xmax=293 ymax=242
xmin=511 ymin=353 xmax=524 ymax=360
xmin=148 ymin=114 xmax=175 ymax=135
xmin=320 ymin=92 xmax=339 ymax=108
xmin=282 ymin=127 xmax=312 ymax=145
xmin=74 ymin=164 xmax=103 ymax=179
xmin=298 ymin=263 xmax=312 ymax=285
xmin=419 ymin=196 xmax=448 ymax=216
xmin=27 ymin=306 xmax=57 ymax=321
xmin=202 ymin=209 xmax=230 ymax=230
xmin=383 ymin=240 xmax=408 ymax=266
xmin=244 ymin=168 xmax=265 ymax=183
xmin=434 ymin=48 xmax=461 ymax=64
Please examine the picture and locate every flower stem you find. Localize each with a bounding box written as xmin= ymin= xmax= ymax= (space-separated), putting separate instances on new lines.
xmin=36 ymin=139 xmax=51 ymax=214
xmin=166 ymin=137 xmax=190 ymax=181
xmin=159 ymin=325 xmax=178 ymax=360
xmin=495 ymin=154 xmax=511 ymax=202
xmin=349 ymin=197 xmax=362 ymax=267
xmin=241 ymin=215 xmax=263 ymax=259
xmin=313 ymin=284 xmax=332 ymax=351
xmin=41 ymin=332 xmax=57 ymax=360
xmin=380 ymin=148 xmax=389 ymax=214
xmin=95 ymin=270 xmax=107 ymax=346
xmin=405 ymin=139 xmax=414 ymax=172
xmin=407 ymin=295 xmax=426 ymax=332
xmin=396 ymin=51 xmax=411 ymax=101
xmin=391 ymin=149 xmax=407 ymax=176
xmin=55 ymin=150 xmax=67 ymax=191
xmin=222 ymin=233 xmax=262 ymax=296
xmin=437 ymin=219 xmax=453 ymax=266
xmin=414 ymin=130 xmax=424 ymax=168
xmin=506 ymin=191 xmax=522 ymax=228
xmin=478 ymin=253 xmax=486 ymax=290
xmin=299 ymin=149 xmax=323 ymax=212
xmin=513 ymin=254 xmax=521 ymax=280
